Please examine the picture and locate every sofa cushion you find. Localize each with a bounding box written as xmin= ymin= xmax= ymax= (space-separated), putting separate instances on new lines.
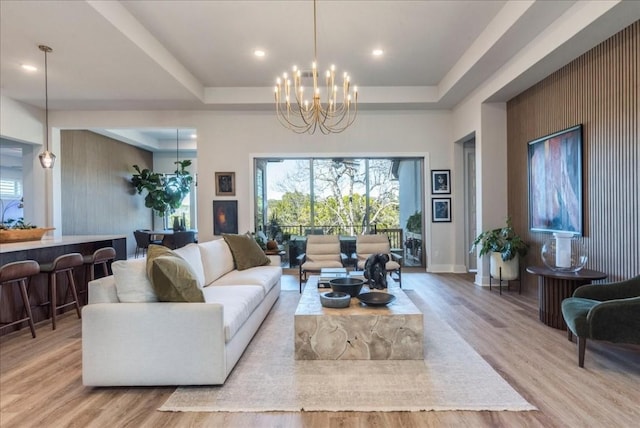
xmin=174 ymin=243 xmax=205 ymax=288
xmin=302 ymin=260 xmax=344 ymax=271
xmin=202 ymin=285 xmax=265 ymax=342
xmin=112 ymin=258 xmax=158 ymax=303
xmin=198 ymin=239 xmax=235 ymax=285
xmin=223 ymin=233 xmax=271 ymax=271
xmin=210 ymin=265 xmax=281 ymax=294
xmin=147 ymin=245 xmax=204 ymax=303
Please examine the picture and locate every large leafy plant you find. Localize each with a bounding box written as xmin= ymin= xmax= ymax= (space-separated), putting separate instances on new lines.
xmin=131 ymin=160 xmax=193 ymax=216
xmin=470 ymin=217 xmax=529 ymax=261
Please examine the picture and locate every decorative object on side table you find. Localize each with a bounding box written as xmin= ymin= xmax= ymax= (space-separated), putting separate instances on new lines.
xmin=329 ymin=277 xmax=364 ymax=297
xmin=319 ymin=291 xmax=351 ymax=309
xmin=541 ymin=232 xmax=587 ymax=272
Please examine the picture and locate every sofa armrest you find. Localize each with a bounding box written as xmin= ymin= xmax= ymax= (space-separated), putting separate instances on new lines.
xmin=88 ymin=276 xmax=119 ymax=304
xmin=82 ymin=302 xmax=227 ymax=386
xmin=390 ymin=252 xmax=403 ymax=264
xmin=340 ymin=253 xmax=349 ymax=265
xmin=267 ymin=254 xmax=282 ymax=266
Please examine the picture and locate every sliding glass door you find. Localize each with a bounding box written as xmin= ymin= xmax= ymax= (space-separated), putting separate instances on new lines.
xmin=254 ymin=156 xmax=424 ymax=267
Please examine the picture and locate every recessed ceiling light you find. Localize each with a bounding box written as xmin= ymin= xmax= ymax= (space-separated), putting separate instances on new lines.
xmin=372 ymin=49 xmax=384 ymax=57
xmin=21 ymin=64 xmax=37 ymax=72
xmin=254 ymin=49 xmax=266 ymax=58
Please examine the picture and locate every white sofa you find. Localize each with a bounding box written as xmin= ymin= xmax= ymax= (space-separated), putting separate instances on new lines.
xmin=82 ymin=238 xmax=282 ymax=386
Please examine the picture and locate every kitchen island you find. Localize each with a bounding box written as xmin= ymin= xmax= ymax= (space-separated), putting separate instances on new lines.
xmin=0 ymin=235 xmax=126 ymax=336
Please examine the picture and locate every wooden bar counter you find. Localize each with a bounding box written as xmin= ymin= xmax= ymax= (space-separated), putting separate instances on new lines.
xmin=0 ymin=235 xmax=126 ymax=336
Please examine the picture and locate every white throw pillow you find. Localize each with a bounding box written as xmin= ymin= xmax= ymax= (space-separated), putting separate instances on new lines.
xmin=198 ymin=239 xmax=235 ymax=285
xmin=174 ymin=243 xmax=205 ymax=288
xmin=112 ymin=258 xmax=158 ymax=302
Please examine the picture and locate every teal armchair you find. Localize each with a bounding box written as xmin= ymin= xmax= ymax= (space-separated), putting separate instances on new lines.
xmin=561 ymin=275 xmax=640 ymax=367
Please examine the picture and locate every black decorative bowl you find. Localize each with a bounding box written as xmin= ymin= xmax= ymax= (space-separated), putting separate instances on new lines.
xmin=357 ymin=292 xmax=396 ymax=307
xmin=329 ymin=277 xmax=364 ymax=297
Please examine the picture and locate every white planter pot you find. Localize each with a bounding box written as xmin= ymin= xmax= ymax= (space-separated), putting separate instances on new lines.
xmin=490 ymin=252 xmax=519 ymax=280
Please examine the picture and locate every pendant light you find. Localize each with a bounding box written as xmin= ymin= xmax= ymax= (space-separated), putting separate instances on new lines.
xmin=38 ymin=45 xmax=56 ymax=169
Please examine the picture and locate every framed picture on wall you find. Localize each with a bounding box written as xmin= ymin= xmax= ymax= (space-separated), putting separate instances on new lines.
xmin=432 ymin=198 xmax=452 ymax=222
xmin=215 ymin=172 xmax=236 ymax=196
xmin=431 ymin=169 xmax=451 ymax=194
xmin=213 ymin=200 xmax=238 ymax=235
xmin=528 ymin=124 xmax=583 ymax=234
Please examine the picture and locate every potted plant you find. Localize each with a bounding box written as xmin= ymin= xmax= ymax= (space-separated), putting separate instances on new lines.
xmin=131 ymin=160 xmax=193 ymax=217
xmin=470 ymin=217 xmax=529 ymax=280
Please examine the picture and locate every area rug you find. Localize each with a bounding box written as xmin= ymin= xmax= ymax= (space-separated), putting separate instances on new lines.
xmin=159 ymin=290 xmax=536 ymax=413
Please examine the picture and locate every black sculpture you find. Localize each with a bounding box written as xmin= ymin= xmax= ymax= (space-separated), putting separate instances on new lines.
xmin=364 ymin=253 xmax=389 ymax=289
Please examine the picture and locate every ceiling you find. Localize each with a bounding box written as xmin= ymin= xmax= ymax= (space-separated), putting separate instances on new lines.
xmin=1 ymin=0 xmax=638 ymax=147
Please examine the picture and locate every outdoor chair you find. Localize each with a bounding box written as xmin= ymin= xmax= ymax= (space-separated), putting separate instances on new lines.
xmin=561 ymin=275 xmax=640 ymax=367
xmin=352 ymin=233 xmax=403 ymax=287
xmin=297 ymin=235 xmax=347 ymax=292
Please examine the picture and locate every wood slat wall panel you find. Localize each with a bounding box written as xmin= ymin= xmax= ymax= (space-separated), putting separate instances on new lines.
xmin=507 ymin=21 xmax=639 ymax=290
xmin=61 ymin=130 xmax=153 ymax=256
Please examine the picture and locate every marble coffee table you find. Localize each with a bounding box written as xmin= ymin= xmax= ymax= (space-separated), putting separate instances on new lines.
xmin=294 ymin=276 xmax=424 ymax=360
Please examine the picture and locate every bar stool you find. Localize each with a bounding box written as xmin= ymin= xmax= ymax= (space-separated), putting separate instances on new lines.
xmin=0 ymin=260 xmax=40 ymax=338
xmin=39 ymin=253 xmax=83 ymax=330
xmin=83 ymin=247 xmax=116 ymax=282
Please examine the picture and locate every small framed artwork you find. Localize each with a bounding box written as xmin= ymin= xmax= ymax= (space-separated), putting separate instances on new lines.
xmin=213 ymin=200 xmax=238 ymax=235
xmin=431 ymin=169 xmax=451 ymax=194
xmin=432 ymin=198 xmax=452 ymax=222
xmin=215 ymin=172 xmax=236 ymax=196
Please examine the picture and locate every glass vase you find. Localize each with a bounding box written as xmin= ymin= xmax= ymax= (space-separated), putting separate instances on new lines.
xmin=541 ymin=232 xmax=587 ymax=272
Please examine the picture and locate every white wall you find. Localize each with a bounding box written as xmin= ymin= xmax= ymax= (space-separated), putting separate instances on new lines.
xmin=22 ymin=108 xmax=453 ymax=269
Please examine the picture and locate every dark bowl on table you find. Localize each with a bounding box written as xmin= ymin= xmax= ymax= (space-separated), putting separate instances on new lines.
xmin=329 ymin=277 xmax=364 ymax=297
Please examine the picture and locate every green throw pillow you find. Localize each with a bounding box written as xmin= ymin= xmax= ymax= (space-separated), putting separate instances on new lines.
xmin=222 ymin=233 xmax=271 ymax=271
xmin=146 ymin=244 xmax=204 ymax=302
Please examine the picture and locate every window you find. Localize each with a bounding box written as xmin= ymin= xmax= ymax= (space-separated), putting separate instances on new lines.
xmin=254 ymin=156 xmax=424 ymax=267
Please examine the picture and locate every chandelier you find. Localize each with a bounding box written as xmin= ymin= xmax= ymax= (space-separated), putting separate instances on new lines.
xmin=38 ymin=45 xmax=56 ymax=169
xmin=274 ymin=0 xmax=358 ymax=134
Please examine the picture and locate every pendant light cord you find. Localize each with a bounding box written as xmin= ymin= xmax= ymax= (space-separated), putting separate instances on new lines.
xmin=313 ymin=0 xmax=317 ymax=62
xmin=44 ymin=47 xmax=49 ymax=152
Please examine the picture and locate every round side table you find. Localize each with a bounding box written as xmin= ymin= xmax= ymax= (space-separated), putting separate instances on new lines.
xmin=526 ymin=266 xmax=607 ymax=330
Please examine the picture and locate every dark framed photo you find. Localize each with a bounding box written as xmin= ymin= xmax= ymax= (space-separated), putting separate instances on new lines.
xmin=215 ymin=172 xmax=235 ymax=196
xmin=528 ymin=124 xmax=583 ymax=234
xmin=432 ymin=198 xmax=452 ymax=222
xmin=213 ymin=200 xmax=238 ymax=235
xmin=431 ymin=169 xmax=451 ymax=194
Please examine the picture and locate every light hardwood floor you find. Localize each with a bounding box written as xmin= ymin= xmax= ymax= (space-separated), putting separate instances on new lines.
xmin=1 ymin=272 xmax=638 ymax=428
